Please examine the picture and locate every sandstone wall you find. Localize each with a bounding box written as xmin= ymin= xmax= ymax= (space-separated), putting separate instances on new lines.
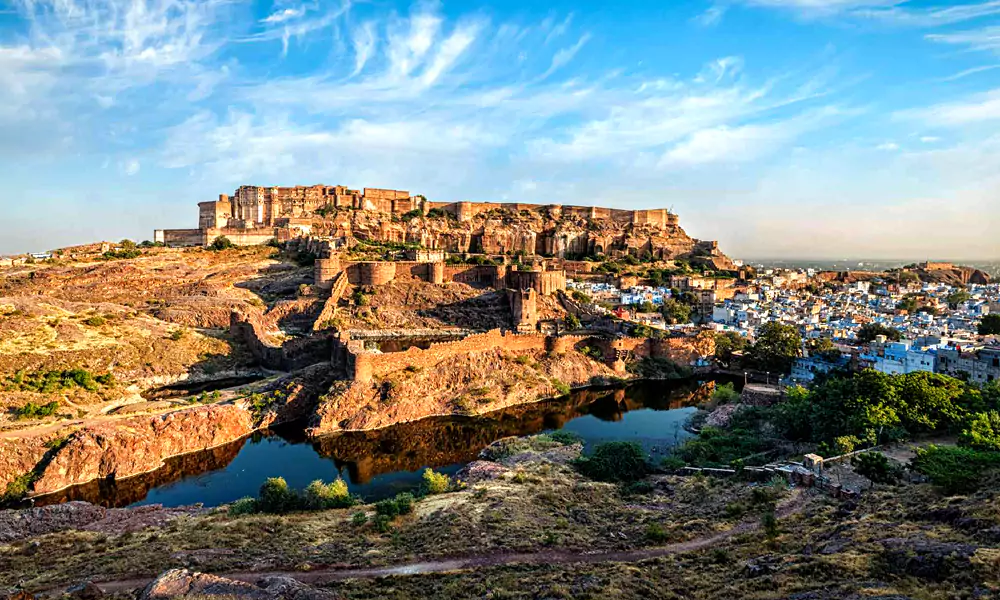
xmin=158 ymin=229 xmax=206 ymax=247
xmin=230 ymin=311 xmax=331 ymax=371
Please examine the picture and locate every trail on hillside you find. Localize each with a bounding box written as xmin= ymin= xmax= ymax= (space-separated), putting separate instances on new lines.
xmin=35 ymin=491 xmax=810 ymax=597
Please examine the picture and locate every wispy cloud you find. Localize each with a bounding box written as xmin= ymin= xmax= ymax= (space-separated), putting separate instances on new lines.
xmin=693 ymin=4 xmax=728 ymax=27
xmin=736 ymin=0 xmax=1000 ymax=26
xmin=896 ymin=88 xmax=1000 ymax=126
xmin=927 ymin=26 xmax=1000 ymax=54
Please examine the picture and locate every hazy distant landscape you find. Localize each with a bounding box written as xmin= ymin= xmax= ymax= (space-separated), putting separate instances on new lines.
xmin=747 ymin=258 xmax=1000 ymax=278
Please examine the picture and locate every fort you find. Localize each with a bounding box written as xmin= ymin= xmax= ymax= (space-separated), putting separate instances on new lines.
xmin=152 ymin=183 xmax=733 ymax=269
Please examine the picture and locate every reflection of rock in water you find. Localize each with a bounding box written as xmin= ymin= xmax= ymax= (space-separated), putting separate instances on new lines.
xmin=31 ymin=435 xmax=250 ymax=508
xmin=311 ymin=380 xmax=712 ymax=484
xmin=29 ymin=378 xmax=719 ymax=508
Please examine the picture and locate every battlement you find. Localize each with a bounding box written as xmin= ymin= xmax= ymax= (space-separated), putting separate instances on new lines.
xmin=158 ymin=183 xmax=681 ymax=248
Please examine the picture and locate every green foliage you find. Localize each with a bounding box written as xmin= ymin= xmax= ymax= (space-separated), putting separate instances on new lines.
xmin=660 ymin=456 xmax=687 ymax=472
xmin=772 ymin=370 xmax=972 ymax=448
xmin=351 ymin=511 xmax=368 ymax=527
xmin=375 ymin=498 xmax=400 ymax=518
xmin=551 ymin=378 xmax=571 ymax=396
xmin=575 ymin=441 xmax=649 ymax=482
xmin=748 ymin=322 xmax=802 ymax=374
xmin=857 ymin=323 xmax=903 ymax=343
xmin=645 ymin=522 xmax=669 ymax=543
xmin=294 ymin=250 xmax=317 ymax=267
xmin=425 ymin=207 xmax=452 ymax=219
xmin=912 ymin=445 xmax=1000 ymax=493
xmin=82 ymin=315 xmax=106 ymax=327
xmin=627 ymin=356 xmax=691 ymax=379
xmin=3 ymin=368 xmax=114 ymax=395
xmin=227 ymin=497 xmax=258 ymax=516
xmin=257 ymin=477 xmax=297 ymax=514
xmin=2 ymin=472 xmax=38 ymax=502
xmin=713 ymin=331 xmax=746 ymax=367
xmin=547 ymin=430 xmax=583 ymax=445
xmin=303 ymin=478 xmax=355 ymax=509
xmin=661 ymin=298 xmax=692 ymax=324
xmin=373 ymin=514 xmax=393 ymax=533
xmin=393 ymin=492 xmax=415 ymax=515
xmin=711 ymin=382 xmax=740 ymax=404
xmin=761 ymin=509 xmax=779 ymax=542
xmin=103 ymin=242 xmax=142 ymax=260
xmin=897 ymin=295 xmax=919 ymax=313
xmin=946 ymin=290 xmax=971 ymax=308
xmin=13 ymin=401 xmax=61 ymax=420
xmin=423 ymin=468 xmax=451 ymax=494
xmin=852 ymin=452 xmax=899 ymax=485
xmin=168 ymin=329 xmax=185 ymax=341
xmin=570 ymin=290 xmax=591 ymax=304
xmin=400 ymin=209 xmax=423 ymax=221
xmin=208 ymin=236 xmax=236 ymax=251
xmin=564 ymin=313 xmax=581 ymax=330
xmin=979 ymin=314 xmax=1000 ymax=335
xmin=959 ymin=411 xmax=1000 ymax=451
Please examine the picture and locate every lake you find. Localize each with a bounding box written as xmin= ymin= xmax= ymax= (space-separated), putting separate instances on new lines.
xmin=32 ymin=379 xmax=717 ymax=509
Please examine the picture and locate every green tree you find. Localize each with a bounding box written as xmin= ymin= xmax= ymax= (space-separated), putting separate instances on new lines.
xmin=946 ymin=290 xmax=971 ymax=308
xmin=661 ymin=298 xmax=692 ymax=325
xmin=852 ymin=452 xmax=898 ymax=486
xmin=897 ymin=296 xmax=919 ymax=313
xmin=564 ymin=313 xmax=581 ymax=330
xmin=748 ymin=323 xmax=802 ymax=374
xmin=959 ymin=411 xmax=1000 ymax=451
xmin=979 ymin=314 xmax=1000 ymax=335
xmin=806 ymin=337 xmax=841 ymax=361
xmin=857 ymin=323 xmax=902 ymax=343
xmin=713 ymin=331 xmax=746 ymax=368
xmin=574 ymin=441 xmax=649 ymax=482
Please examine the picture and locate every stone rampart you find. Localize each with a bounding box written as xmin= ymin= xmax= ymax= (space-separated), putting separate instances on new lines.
xmin=230 ymin=311 xmax=331 ymax=371
xmin=506 ymin=269 xmax=567 ymax=295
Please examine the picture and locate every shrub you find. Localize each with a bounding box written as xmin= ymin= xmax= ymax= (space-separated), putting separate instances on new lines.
xmin=423 ymin=468 xmax=451 ymax=494
xmin=551 ymin=378 xmax=571 ymax=396
xmin=14 ymin=401 xmax=60 ymax=420
xmin=82 ymin=315 xmax=106 ymax=327
xmin=209 ymin=236 xmax=236 ymax=251
xmin=373 ymin=514 xmax=393 ymax=533
xmin=645 ymin=523 xmax=669 ymax=543
xmin=228 ymin=497 xmax=258 ymax=516
xmin=575 ymin=441 xmax=649 ymax=482
xmin=852 ymin=452 xmax=899 ymax=485
xmin=168 ymin=329 xmax=184 ymax=341
xmin=303 ymin=478 xmax=355 ymax=509
xmin=375 ymin=499 xmax=400 ymax=518
xmin=711 ymin=382 xmax=740 ymax=404
xmin=351 ymin=511 xmax=368 ymax=527
xmin=394 ymin=492 xmax=415 ymax=515
xmin=622 ymin=480 xmax=654 ymax=496
xmin=912 ymin=445 xmax=1000 ymax=494
xmin=564 ymin=313 xmax=581 ymax=330
xmin=2 ymin=472 xmax=37 ymax=502
xmin=257 ymin=477 xmax=297 ymax=514
xmin=660 ymin=456 xmax=686 ymax=472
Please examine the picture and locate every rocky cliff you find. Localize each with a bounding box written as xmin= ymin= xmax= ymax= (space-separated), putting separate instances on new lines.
xmin=309 ymin=346 xmax=619 ymax=433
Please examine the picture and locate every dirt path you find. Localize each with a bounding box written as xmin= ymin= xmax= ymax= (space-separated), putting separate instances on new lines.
xmin=36 ymin=491 xmax=810 ymax=597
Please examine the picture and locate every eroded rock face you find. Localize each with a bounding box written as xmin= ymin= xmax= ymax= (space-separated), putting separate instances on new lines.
xmin=140 ymin=570 xmax=337 ymax=600
xmin=309 ymin=348 xmax=616 ymax=433
xmin=32 ymin=404 xmax=256 ymax=495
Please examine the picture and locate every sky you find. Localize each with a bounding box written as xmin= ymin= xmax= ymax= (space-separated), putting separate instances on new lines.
xmin=0 ymin=0 xmax=998 ymax=260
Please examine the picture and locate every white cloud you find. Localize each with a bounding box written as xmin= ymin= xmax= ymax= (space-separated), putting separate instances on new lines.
xmin=897 ymin=89 xmax=1000 ymax=126
xmin=538 ymin=34 xmax=590 ymax=80
xmin=119 ymin=158 xmax=141 ymax=175
xmin=262 ymin=8 xmax=306 ymax=24
xmin=693 ymin=5 xmax=728 ymax=27
xmin=920 ymin=136 xmax=940 ymax=143
xmin=351 ymin=21 xmax=377 ymax=76
xmin=927 ymin=26 xmax=1000 ymax=54
xmin=736 ymin=0 xmax=1000 ymax=26
xmin=876 ymin=141 xmax=899 ymax=150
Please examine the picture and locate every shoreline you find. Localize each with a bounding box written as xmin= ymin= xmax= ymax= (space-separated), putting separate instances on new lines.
xmin=18 ymin=374 xmax=711 ymax=508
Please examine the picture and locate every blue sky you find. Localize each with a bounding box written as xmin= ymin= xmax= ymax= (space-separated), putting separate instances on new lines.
xmin=1 ymin=0 xmax=998 ymax=259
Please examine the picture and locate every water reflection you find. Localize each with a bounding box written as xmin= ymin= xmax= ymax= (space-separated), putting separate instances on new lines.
xmin=31 ymin=379 xmax=717 ymax=509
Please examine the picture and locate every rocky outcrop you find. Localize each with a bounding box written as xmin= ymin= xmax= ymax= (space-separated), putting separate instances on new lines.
xmin=31 ymin=404 xmax=256 ymax=495
xmin=309 ymin=346 xmax=617 ymax=433
xmin=140 ymin=569 xmax=336 ymax=600
xmin=5 ymin=365 xmax=333 ymax=499
xmin=0 ymin=501 xmax=203 ymax=543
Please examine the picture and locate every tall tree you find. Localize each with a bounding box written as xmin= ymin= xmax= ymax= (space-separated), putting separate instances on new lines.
xmin=749 ymin=323 xmax=802 ymax=374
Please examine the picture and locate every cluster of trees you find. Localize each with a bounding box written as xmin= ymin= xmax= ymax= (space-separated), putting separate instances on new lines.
xmin=713 ymin=323 xmax=804 ymax=374
xmin=773 ymin=370 xmax=1000 ymax=455
xmin=3 ymin=368 xmax=114 ymax=394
